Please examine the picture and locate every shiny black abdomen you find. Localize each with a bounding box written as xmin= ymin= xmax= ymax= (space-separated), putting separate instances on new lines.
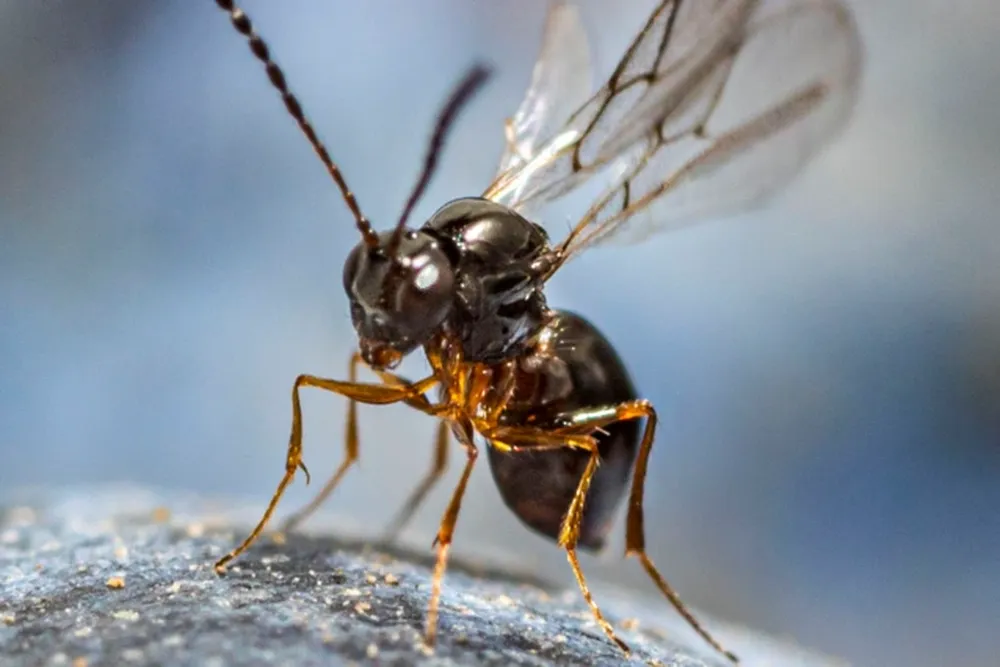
xmin=486 ymin=310 xmax=641 ymax=551
xmin=424 ymin=197 xmax=550 ymax=364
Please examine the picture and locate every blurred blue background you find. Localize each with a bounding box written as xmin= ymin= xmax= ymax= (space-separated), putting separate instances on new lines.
xmin=1 ymin=1 xmax=997 ymax=665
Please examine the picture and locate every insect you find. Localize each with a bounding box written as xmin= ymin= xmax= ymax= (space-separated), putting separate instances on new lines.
xmin=209 ymin=0 xmax=861 ymax=662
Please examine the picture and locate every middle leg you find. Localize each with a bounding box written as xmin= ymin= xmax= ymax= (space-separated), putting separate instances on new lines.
xmin=423 ymin=419 xmax=478 ymax=648
xmin=378 ymin=418 xmax=450 ymax=543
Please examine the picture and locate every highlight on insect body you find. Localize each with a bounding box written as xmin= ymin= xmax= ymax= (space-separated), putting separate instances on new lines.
xmin=208 ymin=0 xmax=862 ymax=662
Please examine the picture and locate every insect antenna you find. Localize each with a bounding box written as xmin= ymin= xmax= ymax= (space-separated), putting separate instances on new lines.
xmin=387 ymin=63 xmax=493 ymax=258
xmin=213 ymin=0 xmax=379 ymax=248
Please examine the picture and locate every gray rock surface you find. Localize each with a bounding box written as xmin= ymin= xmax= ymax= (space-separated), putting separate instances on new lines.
xmin=0 ymin=486 xmax=841 ymax=667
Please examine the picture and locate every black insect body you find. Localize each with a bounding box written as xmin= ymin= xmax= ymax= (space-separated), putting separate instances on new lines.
xmin=424 ymin=198 xmax=554 ymax=365
xmin=209 ymin=0 xmax=862 ymax=663
xmin=345 ymin=197 xmax=554 ymax=369
xmin=347 ymin=193 xmax=642 ymax=547
xmin=488 ymin=309 xmax=642 ymax=552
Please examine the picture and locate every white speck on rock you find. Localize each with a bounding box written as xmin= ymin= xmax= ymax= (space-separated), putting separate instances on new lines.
xmin=121 ymin=648 xmax=144 ymax=662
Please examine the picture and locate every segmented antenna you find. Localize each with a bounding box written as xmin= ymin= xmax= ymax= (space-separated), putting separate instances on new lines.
xmin=213 ymin=0 xmax=379 ymax=248
xmin=387 ymin=63 xmax=493 ymax=258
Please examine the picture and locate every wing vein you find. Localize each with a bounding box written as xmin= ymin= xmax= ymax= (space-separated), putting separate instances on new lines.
xmin=484 ymin=0 xmax=862 ymax=268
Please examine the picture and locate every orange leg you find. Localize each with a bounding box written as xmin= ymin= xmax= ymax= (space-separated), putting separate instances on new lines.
xmin=379 ymin=418 xmax=450 ymax=543
xmin=424 ymin=419 xmax=477 ymax=649
xmin=484 ymin=422 xmax=626 ymax=652
xmin=382 ymin=356 xmax=513 ymax=548
xmin=484 ymin=427 xmax=597 ymax=454
xmin=369 ymin=356 xmax=454 ymax=544
xmin=621 ymin=402 xmax=739 ymax=663
xmin=475 ymin=362 xmax=599 ymax=454
xmin=531 ymin=399 xmax=738 ymax=663
xmin=280 ymin=352 xmax=437 ymax=536
xmin=214 ymin=370 xmax=439 ymax=574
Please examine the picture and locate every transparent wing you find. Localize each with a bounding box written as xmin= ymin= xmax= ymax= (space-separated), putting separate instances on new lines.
xmin=493 ymin=0 xmax=593 ymax=201
xmin=483 ymin=0 xmax=862 ymax=267
xmin=485 ymin=0 xmax=760 ymax=211
xmin=557 ymin=0 xmax=861 ymax=260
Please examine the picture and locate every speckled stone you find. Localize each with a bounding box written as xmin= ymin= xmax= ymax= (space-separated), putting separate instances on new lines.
xmin=0 ymin=486 xmax=840 ymax=667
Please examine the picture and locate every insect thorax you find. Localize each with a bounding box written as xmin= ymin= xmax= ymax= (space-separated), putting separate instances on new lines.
xmin=424 ymin=197 xmax=552 ymax=364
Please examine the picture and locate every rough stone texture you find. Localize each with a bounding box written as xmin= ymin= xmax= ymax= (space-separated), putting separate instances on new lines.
xmin=0 ymin=486 xmax=841 ymax=667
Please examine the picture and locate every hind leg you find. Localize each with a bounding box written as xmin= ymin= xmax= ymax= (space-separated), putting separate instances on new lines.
xmin=621 ymin=402 xmax=738 ymax=663
xmin=493 ymin=399 xmax=737 ymax=662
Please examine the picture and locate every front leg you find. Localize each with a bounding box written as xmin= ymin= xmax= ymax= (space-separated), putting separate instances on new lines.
xmin=214 ymin=370 xmax=439 ymax=573
xmin=280 ymin=352 xmax=439 ymax=536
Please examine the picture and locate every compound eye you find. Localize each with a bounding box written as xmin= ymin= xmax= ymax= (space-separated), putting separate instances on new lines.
xmin=391 ymin=247 xmax=454 ymax=333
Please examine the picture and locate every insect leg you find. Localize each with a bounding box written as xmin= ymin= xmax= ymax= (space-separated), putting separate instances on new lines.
xmin=424 ymin=419 xmax=477 ymax=648
xmin=486 ymin=421 xmax=625 ymax=653
xmin=620 ymin=402 xmax=739 ymax=663
xmin=379 ymin=418 xmax=450 ymax=544
xmin=281 ymin=352 xmax=437 ymax=536
xmin=370 ymin=358 xmax=456 ymax=544
xmin=214 ymin=371 xmax=439 ymax=574
xmin=563 ymin=466 xmax=630 ymax=654
xmin=382 ymin=357 xmax=523 ymax=546
xmin=530 ymin=399 xmax=738 ymax=663
xmin=277 ymin=352 xmax=364 ymax=535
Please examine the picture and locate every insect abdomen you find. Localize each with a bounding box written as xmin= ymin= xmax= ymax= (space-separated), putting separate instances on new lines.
xmin=486 ymin=310 xmax=641 ymax=551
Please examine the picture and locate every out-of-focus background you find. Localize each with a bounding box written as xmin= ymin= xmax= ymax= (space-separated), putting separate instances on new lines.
xmin=1 ymin=1 xmax=997 ymax=665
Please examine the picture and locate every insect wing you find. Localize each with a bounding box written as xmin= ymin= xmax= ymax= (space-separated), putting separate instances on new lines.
xmin=485 ymin=0 xmax=757 ymax=212
xmin=560 ymin=0 xmax=862 ymax=256
xmin=490 ymin=1 xmax=594 ymax=208
xmin=484 ymin=0 xmax=862 ymax=266
xmin=495 ymin=2 xmax=593 ymax=173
